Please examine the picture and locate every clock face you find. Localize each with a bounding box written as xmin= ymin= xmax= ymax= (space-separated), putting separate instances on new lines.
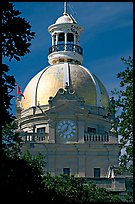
xmin=57 ymin=120 xmax=77 ymax=141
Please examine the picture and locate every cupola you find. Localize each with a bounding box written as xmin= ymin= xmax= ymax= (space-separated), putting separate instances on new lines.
xmin=48 ymin=3 xmax=83 ymax=65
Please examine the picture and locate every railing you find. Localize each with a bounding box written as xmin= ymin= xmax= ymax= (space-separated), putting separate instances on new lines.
xmin=84 ymin=133 xmax=109 ymax=142
xmin=49 ymin=44 xmax=83 ymax=55
xmin=20 ymin=132 xmax=49 ymax=143
xmin=20 ymin=132 xmax=109 ymax=143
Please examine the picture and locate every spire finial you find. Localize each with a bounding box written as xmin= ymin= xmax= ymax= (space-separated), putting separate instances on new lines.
xmin=63 ymin=2 xmax=67 ymax=15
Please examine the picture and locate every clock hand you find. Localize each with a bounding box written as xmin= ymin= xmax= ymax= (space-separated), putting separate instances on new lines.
xmin=62 ymin=124 xmax=68 ymax=132
xmin=65 ymin=125 xmax=72 ymax=134
xmin=62 ymin=124 xmax=68 ymax=134
xmin=66 ymin=125 xmax=69 ymax=131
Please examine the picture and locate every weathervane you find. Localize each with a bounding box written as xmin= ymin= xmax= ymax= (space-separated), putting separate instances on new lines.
xmin=64 ymin=2 xmax=67 ymax=15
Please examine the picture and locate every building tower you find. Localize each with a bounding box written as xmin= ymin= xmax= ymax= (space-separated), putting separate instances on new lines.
xmin=17 ymin=3 xmax=120 ymax=178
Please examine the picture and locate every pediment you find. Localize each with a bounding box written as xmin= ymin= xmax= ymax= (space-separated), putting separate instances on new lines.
xmin=46 ymin=100 xmax=88 ymax=116
xmin=45 ymin=86 xmax=89 ymax=116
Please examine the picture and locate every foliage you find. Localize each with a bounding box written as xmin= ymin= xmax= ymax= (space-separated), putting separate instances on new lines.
xmin=1 ymin=2 xmax=35 ymax=151
xmin=1 ymin=2 xmax=35 ymax=127
xmin=1 ymin=3 xmax=41 ymax=201
xmin=42 ymin=174 xmax=122 ymax=203
xmin=21 ymin=151 xmax=46 ymax=175
xmin=2 ymin=120 xmax=22 ymax=159
xmin=1 ymin=64 xmax=16 ymax=127
xmin=124 ymin=178 xmax=133 ymax=202
xmin=1 ymin=150 xmax=46 ymax=200
xmin=2 ymin=2 xmax=35 ymax=61
xmin=110 ymin=56 xmax=133 ymax=175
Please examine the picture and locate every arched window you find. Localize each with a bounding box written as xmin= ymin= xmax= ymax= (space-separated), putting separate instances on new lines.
xmin=67 ymin=33 xmax=74 ymax=44
xmin=58 ymin=33 xmax=64 ymax=42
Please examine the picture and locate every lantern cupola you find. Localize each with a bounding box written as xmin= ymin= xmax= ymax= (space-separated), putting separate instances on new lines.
xmin=48 ymin=3 xmax=83 ymax=65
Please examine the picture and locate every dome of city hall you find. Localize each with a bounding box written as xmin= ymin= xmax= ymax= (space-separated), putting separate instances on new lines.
xmin=21 ymin=63 xmax=109 ymax=110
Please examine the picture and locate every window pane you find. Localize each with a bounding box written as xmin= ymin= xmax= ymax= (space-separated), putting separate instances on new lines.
xmin=63 ymin=168 xmax=70 ymax=175
xmin=37 ymin=127 xmax=45 ymax=133
xmin=94 ymin=168 xmax=100 ymax=177
xmin=67 ymin=33 xmax=74 ymax=42
xmin=87 ymin=127 xmax=96 ymax=133
xmin=58 ymin=33 xmax=64 ymax=41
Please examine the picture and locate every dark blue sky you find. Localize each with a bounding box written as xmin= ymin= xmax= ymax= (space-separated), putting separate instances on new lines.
xmin=3 ymin=2 xmax=133 ymax=116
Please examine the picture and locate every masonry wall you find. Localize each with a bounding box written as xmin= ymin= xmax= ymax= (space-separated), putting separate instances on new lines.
xmin=21 ymin=142 xmax=119 ymax=177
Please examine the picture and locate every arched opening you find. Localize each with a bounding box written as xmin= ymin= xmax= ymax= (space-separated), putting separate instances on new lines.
xmin=67 ymin=33 xmax=74 ymax=44
xmin=58 ymin=33 xmax=64 ymax=43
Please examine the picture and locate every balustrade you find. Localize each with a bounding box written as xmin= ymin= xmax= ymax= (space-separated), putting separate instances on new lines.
xmin=20 ymin=132 xmax=49 ymax=143
xmin=84 ymin=133 xmax=109 ymax=142
xmin=49 ymin=44 xmax=83 ymax=55
xmin=20 ymin=132 xmax=109 ymax=143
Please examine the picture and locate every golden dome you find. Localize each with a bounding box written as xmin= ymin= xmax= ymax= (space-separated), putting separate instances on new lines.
xmin=22 ymin=64 xmax=109 ymax=110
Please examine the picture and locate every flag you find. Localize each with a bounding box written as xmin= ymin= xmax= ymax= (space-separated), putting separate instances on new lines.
xmin=17 ymin=84 xmax=25 ymax=99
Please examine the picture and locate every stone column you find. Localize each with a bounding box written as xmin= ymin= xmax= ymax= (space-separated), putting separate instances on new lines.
xmin=16 ymin=97 xmax=22 ymax=120
xmin=52 ymin=35 xmax=54 ymax=46
xmin=56 ymin=33 xmax=58 ymax=45
xmin=74 ymin=34 xmax=76 ymax=45
xmin=65 ymin=33 xmax=67 ymax=51
xmin=48 ymin=120 xmax=55 ymax=143
xmin=77 ymin=121 xmax=84 ymax=143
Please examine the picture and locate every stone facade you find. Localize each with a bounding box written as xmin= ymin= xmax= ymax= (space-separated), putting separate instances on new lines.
xmin=18 ymin=90 xmax=119 ymax=178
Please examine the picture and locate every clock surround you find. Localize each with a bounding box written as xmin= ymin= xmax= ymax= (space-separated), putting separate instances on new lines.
xmin=56 ymin=120 xmax=77 ymax=142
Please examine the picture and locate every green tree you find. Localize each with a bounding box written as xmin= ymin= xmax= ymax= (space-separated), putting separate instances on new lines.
xmin=1 ymin=2 xmax=35 ymax=128
xmin=1 ymin=2 xmax=35 ymax=152
xmin=1 ymin=150 xmax=46 ymax=200
xmin=1 ymin=3 xmax=46 ymax=201
xmin=110 ymin=56 xmax=133 ymax=174
xmin=42 ymin=174 xmax=122 ymax=202
xmin=2 ymin=120 xmax=21 ymax=158
xmin=2 ymin=2 xmax=35 ymax=62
